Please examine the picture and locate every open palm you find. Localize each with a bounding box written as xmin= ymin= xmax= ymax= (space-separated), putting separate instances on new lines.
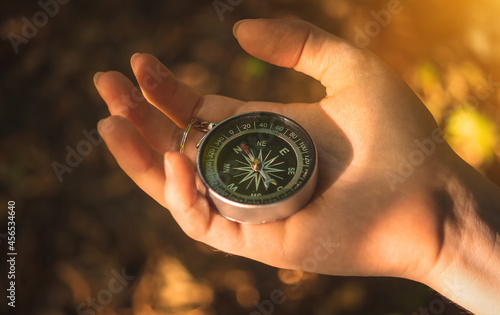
xmin=95 ymin=19 xmax=456 ymax=282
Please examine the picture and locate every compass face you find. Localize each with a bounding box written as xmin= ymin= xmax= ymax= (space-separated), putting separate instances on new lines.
xmin=197 ymin=112 xmax=317 ymax=207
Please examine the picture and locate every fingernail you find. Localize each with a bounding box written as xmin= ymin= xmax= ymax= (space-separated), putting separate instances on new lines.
xmin=130 ymin=53 xmax=141 ymax=66
xmin=93 ymin=72 xmax=104 ymax=87
xmin=233 ymin=19 xmax=251 ymax=38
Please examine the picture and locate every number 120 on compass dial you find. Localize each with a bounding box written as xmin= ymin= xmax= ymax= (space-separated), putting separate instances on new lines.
xmin=197 ymin=112 xmax=318 ymax=224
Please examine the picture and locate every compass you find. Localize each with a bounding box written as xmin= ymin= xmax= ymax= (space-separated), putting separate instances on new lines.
xmin=184 ymin=112 xmax=317 ymax=224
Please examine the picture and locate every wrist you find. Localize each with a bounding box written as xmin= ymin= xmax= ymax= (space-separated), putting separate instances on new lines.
xmin=421 ymin=156 xmax=500 ymax=315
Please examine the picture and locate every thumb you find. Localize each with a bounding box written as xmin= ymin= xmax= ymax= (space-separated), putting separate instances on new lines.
xmin=163 ymin=152 xmax=247 ymax=255
xmin=233 ymin=19 xmax=381 ymax=95
xmin=164 ymin=152 xmax=209 ymax=238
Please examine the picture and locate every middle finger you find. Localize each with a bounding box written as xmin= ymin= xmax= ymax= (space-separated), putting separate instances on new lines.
xmin=95 ymin=70 xmax=182 ymax=154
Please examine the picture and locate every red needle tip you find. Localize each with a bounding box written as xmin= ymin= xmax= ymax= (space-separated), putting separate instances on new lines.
xmin=240 ymin=143 xmax=256 ymax=162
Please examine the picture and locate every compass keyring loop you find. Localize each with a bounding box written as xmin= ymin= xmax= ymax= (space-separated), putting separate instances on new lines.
xmin=179 ymin=118 xmax=216 ymax=153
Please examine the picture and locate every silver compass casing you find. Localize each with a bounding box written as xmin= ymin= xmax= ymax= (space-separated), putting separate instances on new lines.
xmin=205 ymin=160 xmax=317 ymax=224
xmin=196 ymin=112 xmax=318 ymax=224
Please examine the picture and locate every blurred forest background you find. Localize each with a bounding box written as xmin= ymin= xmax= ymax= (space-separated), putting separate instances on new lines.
xmin=1 ymin=0 xmax=499 ymax=314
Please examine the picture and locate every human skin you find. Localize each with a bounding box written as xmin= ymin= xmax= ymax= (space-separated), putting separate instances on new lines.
xmin=94 ymin=19 xmax=500 ymax=315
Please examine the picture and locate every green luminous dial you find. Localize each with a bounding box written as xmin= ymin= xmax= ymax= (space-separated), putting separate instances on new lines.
xmin=197 ymin=112 xmax=317 ymax=218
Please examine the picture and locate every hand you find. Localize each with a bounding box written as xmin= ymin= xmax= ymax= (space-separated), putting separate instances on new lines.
xmin=94 ymin=18 xmax=450 ymax=277
xmin=94 ymin=19 xmax=500 ymax=314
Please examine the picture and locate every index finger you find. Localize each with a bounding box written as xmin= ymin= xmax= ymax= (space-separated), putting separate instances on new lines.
xmin=130 ymin=53 xmax=203 ymax=128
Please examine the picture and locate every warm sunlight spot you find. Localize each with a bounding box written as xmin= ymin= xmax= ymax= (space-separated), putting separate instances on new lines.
xmin=321 ymin=0 xmax=352 ymax=19
xmin=278 ymin=269 xmax=303 ymax=285
xmin=156 ymin=256 xmax=214 ymax=309
xmin=236 ymin=284 xmax=260 ymax=308
xmin=173 ymin=62 xmax=221 ymax=95
xmin=331 ymin=282 xmax=366 ymax=312
xmin=445 ymin=106 xmax=498 ymax=169
xmin=223 ymin=269 xmax=254 ymax=290
xmin=132 ymin=253 xmax=214 ymax=314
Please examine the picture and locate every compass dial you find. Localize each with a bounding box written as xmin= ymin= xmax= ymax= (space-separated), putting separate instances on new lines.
xmin=197 ymin=112 xmax=317 ymax=223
